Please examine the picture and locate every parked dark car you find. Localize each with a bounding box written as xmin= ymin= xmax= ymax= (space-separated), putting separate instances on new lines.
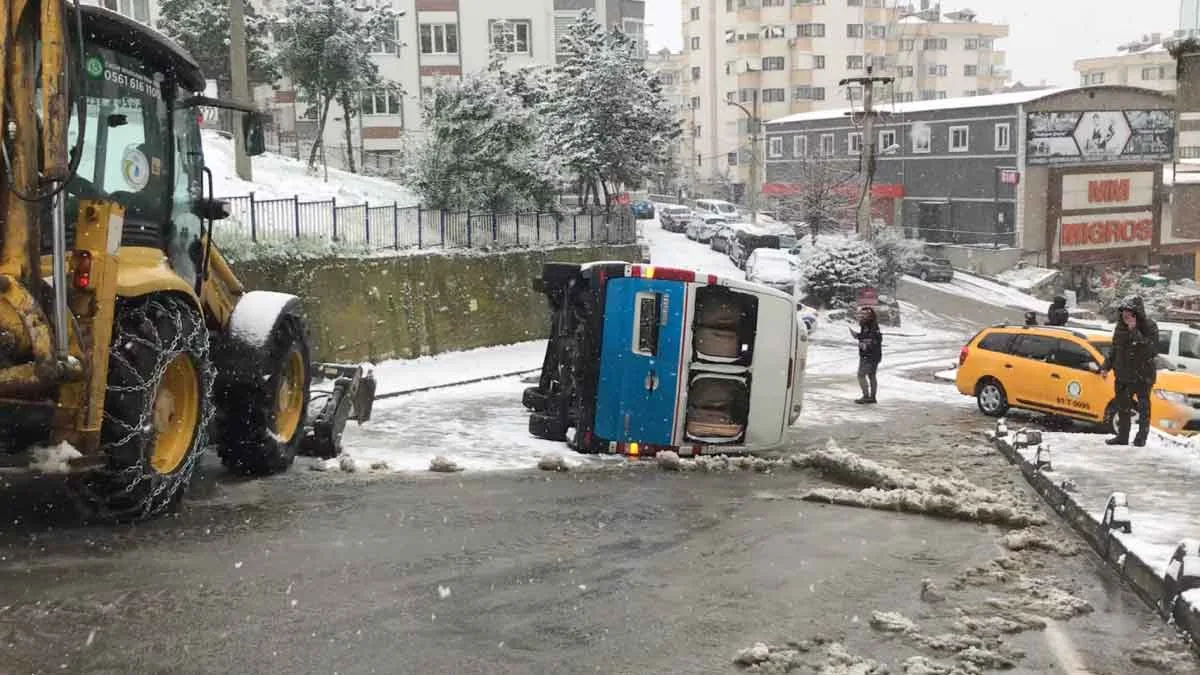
xmin=630 ymin=200 xmax=655 ymax=219
xmin=659 ymin=205 xmax=693 ymax=233
xmin=906 ymin=255 xmax=955 ymax=282
xmin=730 ymin=229 xmax=781 ymax=269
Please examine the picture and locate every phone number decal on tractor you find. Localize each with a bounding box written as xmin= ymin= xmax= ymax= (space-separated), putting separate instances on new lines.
xmin=103 ymin=68 xmax=160 ymax=99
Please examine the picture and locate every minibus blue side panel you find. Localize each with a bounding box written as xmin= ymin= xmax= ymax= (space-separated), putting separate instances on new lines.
xmin=594 ymin=278 xmax=686 ymax=445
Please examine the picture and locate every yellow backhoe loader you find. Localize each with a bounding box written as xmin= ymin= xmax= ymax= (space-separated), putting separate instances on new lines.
xmin=0 ymin=0 xmax=375 ymax=520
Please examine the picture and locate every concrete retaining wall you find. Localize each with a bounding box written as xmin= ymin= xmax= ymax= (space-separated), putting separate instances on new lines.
xmin=990 ymin=434 xmax=1200 ymax=652
xmin=924 ymin=243 xmax=1025 ymax=277
xmin=232 ymin=244 xmax=643 ymax=362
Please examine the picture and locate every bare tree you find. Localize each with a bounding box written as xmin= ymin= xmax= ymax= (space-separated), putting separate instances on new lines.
xmin=766 ymin=157 xmax=858 ymax=242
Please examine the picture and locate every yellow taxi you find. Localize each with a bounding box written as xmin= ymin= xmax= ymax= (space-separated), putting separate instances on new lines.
xmin=955 ymin=324 xmax=1200 ymax=435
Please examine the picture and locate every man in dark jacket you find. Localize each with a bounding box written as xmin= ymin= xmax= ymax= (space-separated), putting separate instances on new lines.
xmin=1100 ymin=295 xmax=1159 ymax=446
xmin=851 ymin=307 xmax=883 ymax=404
xmin=1047 ymin=296 xmax=1069 ymax=326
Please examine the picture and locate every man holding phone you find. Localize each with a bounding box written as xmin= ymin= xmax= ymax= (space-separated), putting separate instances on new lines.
xmin=1099 ymin=295 xmax=1159 ymax=447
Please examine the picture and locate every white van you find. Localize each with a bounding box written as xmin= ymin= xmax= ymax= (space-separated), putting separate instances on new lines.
xmin=1156 ymin=322 xmax=1200 ymax=373
xmin=693 ymin=198 xmax=741 ymax=219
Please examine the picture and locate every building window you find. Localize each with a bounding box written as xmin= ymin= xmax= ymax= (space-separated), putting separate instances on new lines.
xmin=491 ymin=20 xmax=531 ymax=54
xmin=696 ymin=154 xmax=703 ymax=167
xmin=796 ymin=23 xmax=825 ymax=38
xmin=792 ymin=85 xmax=825 ymax=101
xmin=897 ymin=91 xmax=914 ymax=102
xmin=102 ymin=0 xmax=149 ymax=23
xmin=964 ymin=38 xmax=979 ymax=50
xmin=846 ymin=55 xmax=864 ymax=70
xmin=846 ymin=24 xmax=863 ymax=38
xmin=912 ymin=124 xmax=931 ymax=153
xmin=994 ymin=122 xmax=1010 ymax=151
xmin=870 ymin=55 xmax=887 ymax=70
xmin=690 ymin=7 xmax=701 ymax=20
xmin=848 ymin=132 xmax=863 ymax=155
xmin=820 ymin=133 xmax=835 ymax=156
xmin=419 ymin=23 xmax=458 ymax=55
xmin=690 ymin=36 xmax=700 ymax=50
xmin=964 ymin=90 xmax=977 ymax=97
xmin=814 ymin=55 xmax=826 ymax=69
xmin=762 ymin=56 xmax=785 ymax=71
xmin=762 ymin=0 xmax=785 ymax=6
xmin=899 ymin=38 xmax=915 ymax=51
xmin=922 ymin=38 xmax=947 ymax=50
xmin=370 ymin=18 xmax=399 ymax=54
xmin=762 ymin=24 xmax=787 ymax=39
xmin=896 ymin=65 xmax=913 ymax=78
xmin=691 ymin=66 xmax=701 ymax=81
xmin=728 ymin=152 xmax=738 ymax=166
xmin=847 ymin=0 xmax=862 ymax=5
xmin=362 ymin=90 xmax=401 ymax=116
xmin=769 ymin=137 xmax=784 ymax=158
xmin=1082 ymin=72 xmax=1105 ymax=85
xmin=726 ymin=91 xmax=736 ymax=102
xmin=979 ymin=38 xmax=993 ymax=49
xmin=1142 ymin=66 xmax=1165 ymax=80
xmin=739 ymin=88 xmax=755 ymax=102
xmin=690 ymin=96 xmax=701 ymax=109
xmin=937 ymin=91 xmax=947 ymax=99
xmin=846 ymin=85 xmax=862 ymax=100
xmin=879 ymin=129 xmax=896 ymax=152
xmin=949 ymin=125 xmax=969 ymax=152
xmin=927 ymin=64 xmax=947 ymax=77
xmin=794 ymin=135 xmax=807 ymax=157
xmin=693 ymin=124 xmax=701 ymax=137
xmin=762 ymin=88 xmax=786 ymax=102
xmin=727 ymin=0 xmax=733 ymax=10
xmin=868 ymin=24 xmax=887 ymax=39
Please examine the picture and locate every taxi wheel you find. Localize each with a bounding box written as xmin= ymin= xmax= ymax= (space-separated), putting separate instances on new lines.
xmin=976 ymin=378 xmax=1009 ymax=417
xmin=1102 ymin=402 xmax=1139 ymax=435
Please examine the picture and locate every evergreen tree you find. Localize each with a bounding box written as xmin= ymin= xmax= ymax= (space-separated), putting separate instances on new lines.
xmin=157 ymin=0 xmax=278 ymax=97
xmin=275 ymin=0 xmax=397 ymax=173
xmin=548 ymin=11 xmax=681 ymax=207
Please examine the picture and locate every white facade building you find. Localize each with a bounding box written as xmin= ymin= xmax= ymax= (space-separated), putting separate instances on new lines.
xmin=680 ymin=0 xmax=1008 ymax=196
xmin=1074 ymin=34 xmax=1177 ymax=95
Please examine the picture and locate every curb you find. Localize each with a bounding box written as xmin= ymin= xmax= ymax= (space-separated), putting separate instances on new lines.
xmin=989 ymin=433 xmax=1200 ymax=651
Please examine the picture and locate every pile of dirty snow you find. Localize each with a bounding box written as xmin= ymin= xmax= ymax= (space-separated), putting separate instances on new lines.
xmin=791 ymin=441 xmax=1043 ymax=528
xmin=994 ymin=265 xmax=1058 ymax=292
xmin=657 ymin=450 xmax=788 ymax=473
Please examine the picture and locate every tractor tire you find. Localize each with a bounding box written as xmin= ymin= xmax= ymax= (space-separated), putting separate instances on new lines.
xmin=218 ymin=314 xmax=312 ymax=475
xmin=71 ymin=294 xmax=214 ymax=522
xmin=522 ymin=386 xmax=548 ymax=411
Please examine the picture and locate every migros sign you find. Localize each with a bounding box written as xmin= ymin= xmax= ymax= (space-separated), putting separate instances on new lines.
xmin=1060 ymin=171 xmax=1154 ymax=211
xmin=1058 ymin=170 xmax=1157 ymax=252
xmin=1059 ymin=213 xmax=1153 ymax=250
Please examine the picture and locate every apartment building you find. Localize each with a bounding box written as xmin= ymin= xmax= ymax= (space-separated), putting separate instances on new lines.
xmin=1185 ymin=0 xmax=1200 ymax=32
xmin=1074 ymin=34 xmax=1177 ymax=95
xmin=680 ymin=0 xmax=1008 ymax=198
xmin=646 ymin=48 xmax=691 ymax=191
xmin=82 ymin=0 xmax=157 ymax=27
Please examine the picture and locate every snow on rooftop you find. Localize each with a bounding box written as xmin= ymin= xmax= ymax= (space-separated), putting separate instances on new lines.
xmin=768 ymin=87 xmax=1073 ymax=126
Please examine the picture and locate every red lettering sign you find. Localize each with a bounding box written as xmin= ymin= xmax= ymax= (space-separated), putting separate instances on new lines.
xmin=1060 ymin=217 xmax=1153 ymax=248
xmin=1086 ymin=178 xmax=1131 ymax=204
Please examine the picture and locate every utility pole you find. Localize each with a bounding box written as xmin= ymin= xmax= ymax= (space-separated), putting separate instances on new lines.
xmin=726 ymin=90 xmax=761 ymax=224
xmin=230 ymin=0 xmax=253 ymax=181
xmin=840 ymin=67 xmax=893 ymax=240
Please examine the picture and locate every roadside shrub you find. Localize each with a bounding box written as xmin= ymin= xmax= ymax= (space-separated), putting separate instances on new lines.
xmin=797 ymin=235 xmax=882 ymax=307
xmin=871 ymin=227 xmax=924 ymax=293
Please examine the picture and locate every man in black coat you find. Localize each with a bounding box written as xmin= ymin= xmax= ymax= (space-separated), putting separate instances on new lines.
xmin=1100 ymin=295 xmax=1159 ymax=446
xmin=1046 ymin=296 xmax=1069 ymax=326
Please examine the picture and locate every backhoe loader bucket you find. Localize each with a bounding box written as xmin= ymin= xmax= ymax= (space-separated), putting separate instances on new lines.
xmin=299 ymin=363 xmax=377 ymax=459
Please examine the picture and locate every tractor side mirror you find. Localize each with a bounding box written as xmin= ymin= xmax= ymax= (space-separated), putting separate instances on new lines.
xmin=192 ymin=197 xmax=230 ymax=221
xmin=243 ymin=113 xmax=266 ymax=157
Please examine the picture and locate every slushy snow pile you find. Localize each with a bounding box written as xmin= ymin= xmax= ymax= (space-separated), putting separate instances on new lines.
xmin=994 ymin=265 xmax=1058 ymax=291
xmin=28 ymin=441 xmax=82 ymax=474
xmin=791 ymin=441 xmax=1043 ymax=528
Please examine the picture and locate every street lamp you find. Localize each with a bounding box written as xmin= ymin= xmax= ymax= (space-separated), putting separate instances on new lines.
xmin=725 ymin=93 xmax=760 ymax=225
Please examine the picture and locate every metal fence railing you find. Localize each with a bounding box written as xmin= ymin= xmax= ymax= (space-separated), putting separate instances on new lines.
xmin=213 ymin=194 xmax=638 ymax=250
xmin=913 ymin=225 xmax=1016 ymax=248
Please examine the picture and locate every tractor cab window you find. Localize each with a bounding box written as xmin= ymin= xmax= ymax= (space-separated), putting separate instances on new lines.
xmin=66 ymin=44 xmax=171 ymax=229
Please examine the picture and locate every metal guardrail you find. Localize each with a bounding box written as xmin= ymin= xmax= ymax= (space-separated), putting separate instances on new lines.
xmin=214 ymin=194 xmax=638 ymax=250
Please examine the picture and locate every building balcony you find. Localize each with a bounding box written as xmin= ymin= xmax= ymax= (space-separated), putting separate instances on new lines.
xmin=737 ymin=40 xmax=765 ymax=56
xmin=788 ymin=37 xmax=814 ymax=52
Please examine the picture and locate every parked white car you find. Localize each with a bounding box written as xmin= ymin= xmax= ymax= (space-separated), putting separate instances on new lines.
xmin=686 ymin=215 xmax=728 ymax=243
xmin=744 ymin=248 xmax=798 ymax=297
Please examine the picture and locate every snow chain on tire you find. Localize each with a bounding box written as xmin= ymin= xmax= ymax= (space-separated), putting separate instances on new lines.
xmin=70 ymin=294 xmax=214 ymax=522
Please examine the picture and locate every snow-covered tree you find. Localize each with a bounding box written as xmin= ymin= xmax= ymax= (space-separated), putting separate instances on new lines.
xmin=157 ymin=0 xmax=278 ymax=100
xmin=275 ymin=0 xmax=397 ymax=173
xmin=408 ymin=58 xmax=562 ymax=212
xmin=871 ymin=226 xmax=925 ymax=293
xmin=797 ymin=235 xmax=882 ymax=307
xmin=548 ymin=11 xmax=681 ymax=207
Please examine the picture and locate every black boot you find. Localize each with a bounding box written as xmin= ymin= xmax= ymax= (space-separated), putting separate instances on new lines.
xmin=1108 ymin=417 xmax=1131 ymax=446
xmin=854 ymin=396 xmax=870 ymax=404
xmin=1105 ymin=436 xmax=1129 ymax=446
xmin=1133 ymin=426 xmax=1149 ymax=447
